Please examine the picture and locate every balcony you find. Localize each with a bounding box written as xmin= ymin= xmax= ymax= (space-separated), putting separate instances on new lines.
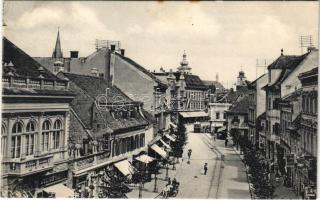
xmin=230 ymin=122 xmax=248 ymax=130
xmin=2 ymin=156 xmax=54 ymax=176
xmin=2 ymin=76 xmax=69 ymax=90
xmin=73 ymin=150 xmax=111 ymax=171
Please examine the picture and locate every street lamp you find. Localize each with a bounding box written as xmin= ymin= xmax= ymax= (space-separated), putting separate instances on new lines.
xmin=138 ymin=181 xmax=142 ymax=198
xmin=153 ymin=169 xmax=158 ymax=193
xmin=153 ymin=163 xmax=158 ymax=192
xmin=165 ymin=163 xmax=169 ymax=181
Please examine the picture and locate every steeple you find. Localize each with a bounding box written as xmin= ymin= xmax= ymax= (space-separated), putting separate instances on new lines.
xmin=52 ymin=28 xmax=63 ymax=58
xmin=177 ymin=50 xmax=192 ymax=74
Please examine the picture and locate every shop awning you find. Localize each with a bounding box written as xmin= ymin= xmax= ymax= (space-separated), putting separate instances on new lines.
xmin=114 ymin=160 xmax=136 ymax=177
xmin=179 ymin=111 xmax=208 ymax=118
xmin=150 ymin=144 xmax=168 ymax=159
xmin=217 ymin=127 xmax=226 ymax=133
xmin=169 ymin=122 xmax=177 ymax=128
xmin=43 ymin=183 xmax=74 ymax=198
xmin=160 ymin=139 xmax=172 ymax=151
xmin=135 ymin=154 xmax=155 ymax=164
xmin=165 ymin=134 xmax=176 ymax=142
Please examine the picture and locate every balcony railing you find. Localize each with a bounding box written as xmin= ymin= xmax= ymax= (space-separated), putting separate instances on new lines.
xmin=2 ymin=76 xmax=69 ymax=90
xmin=73 ymin=151 xmax=111 ymax=171
xmin=2 ymin=157 xmax=53 ymax=176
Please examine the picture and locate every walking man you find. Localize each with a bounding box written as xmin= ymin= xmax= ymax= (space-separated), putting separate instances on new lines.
xmin=204 ymin=163 xmax=208 ymax=175
xmin=225 ymin=138 xmax=228 ymax=147
xmin=187 ymin=149 xmax=192 ymax=160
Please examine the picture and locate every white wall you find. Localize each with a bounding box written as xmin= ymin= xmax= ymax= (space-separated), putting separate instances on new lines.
xmin=256 ymin=74 xmax=268 ymax=117
xmin=281 ymin=50 xmax=318 ymax=98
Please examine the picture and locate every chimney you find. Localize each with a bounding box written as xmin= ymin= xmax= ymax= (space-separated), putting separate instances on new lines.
xmin=70 ymin=51 xmax=79 ymax=58
xmin=110 ymin=45 xmax=116 ymax=51
xmin=120 ymin=49 xmax=125 ymax=56
xmin=91 ymin=68 xmax=99 ymax=77
xmin=307 ymin=47 xmax=316 ymax=52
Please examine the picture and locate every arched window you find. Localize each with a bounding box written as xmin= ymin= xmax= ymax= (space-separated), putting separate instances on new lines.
xmin=140 ymin=134 xmax=145 ymax=147
xmin=42 ymin=120 xmax=51 ymax=152
xmin=52 ymin=120 xmax=62 ymax=150
xmin=1 ymin=124 xmax=7 ymax=158
xmin=25 ymin=121 xmax=36 ymax=156
xmin=135 ymin=135 xmax=140 ymax=148
xmin=11 ymin=122 xmax=23 ymax=158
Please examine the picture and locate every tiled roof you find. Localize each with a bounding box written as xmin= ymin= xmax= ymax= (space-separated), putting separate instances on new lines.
xmin=63 ymin=72 xmax=132 ymax=103
xmin=2 ymin=87 xmax=74 ymax=97
xmin=267 ymin=53 xmax=308 ymax=70
xmin=2 ymin=37 xmax=60 ymax=80
xmin=257 ymin=112 xmax=266 ymax=120
xmin=114 ymin=52 xmax=167 ymax=89
xmin=61 ymin=72 xmax=149 ymax=133
xmin=227 ymin=95 xmax=250 ymax=114
xmin=152 ymin=71 xmax=207 ymax=90
xmin=263 ymin=53 xmax=310 ymax=91
xmin=225 ymin=87 xmax=248 ymax=103
xmin=184 ymin=74 xmax=207 ymax=90
xmin=298 ymin=67 xmax=318 ymax=79
xmin=202 ymin=80 xmax=225 ymax=91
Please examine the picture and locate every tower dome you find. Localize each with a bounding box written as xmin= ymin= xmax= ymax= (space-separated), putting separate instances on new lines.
xmin=177 ymin=51 xmax=192 ymax=74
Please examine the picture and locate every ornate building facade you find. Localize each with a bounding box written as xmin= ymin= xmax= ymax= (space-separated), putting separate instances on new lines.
xmin=1 ymin=38 xmax=75 ymax=197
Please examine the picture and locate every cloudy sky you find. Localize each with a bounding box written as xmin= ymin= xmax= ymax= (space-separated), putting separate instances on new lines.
xmin=3 ymin=1 xmax=318 ymax=87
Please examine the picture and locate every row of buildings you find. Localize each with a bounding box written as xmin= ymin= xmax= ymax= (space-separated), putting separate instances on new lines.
xmin=224 ymin=47 xmax=318 ymax=198
xmin=1 ymin=30 xmax=218 ymax=197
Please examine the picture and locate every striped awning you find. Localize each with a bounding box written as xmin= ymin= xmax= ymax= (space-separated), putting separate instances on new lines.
xmin=160 ymin=139 xmax=172 ymax=151
xmin=114 ymin=160 xmax=136 ymax=176
xmin=135 ymin=154 xmax=155 ymax=164
xmin=150 ymin=144 xmax=168 ymax=159
xmin=165 ymin=134 xmax=176 ymax=142
xmin=179 ymin=111 xmax=208 ymax=118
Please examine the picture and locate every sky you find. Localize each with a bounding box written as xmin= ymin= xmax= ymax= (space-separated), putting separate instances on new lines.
xmin=3 ymin=1 xmax=319 ymax=88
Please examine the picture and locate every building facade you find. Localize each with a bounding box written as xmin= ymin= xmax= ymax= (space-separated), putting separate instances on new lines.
xmin=34 ymin=35 xmax=169 ymax=134
xmin=1 ymin=38 xmax=75 ymax=197
xmin=56 ymin=72 xmax=153 ymax=197
xmin=153 ymin=52 xmax=209 ymax=123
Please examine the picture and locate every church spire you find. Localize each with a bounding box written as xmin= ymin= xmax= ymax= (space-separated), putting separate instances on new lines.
xmin=52 ymin=28 xmax=63 ymax=58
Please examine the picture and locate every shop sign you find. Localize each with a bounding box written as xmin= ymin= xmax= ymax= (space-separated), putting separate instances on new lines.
xmin=286 ymin=154 xmax=294 ymax=167
xmin=305 ymin=187 xmax=316 ymax=198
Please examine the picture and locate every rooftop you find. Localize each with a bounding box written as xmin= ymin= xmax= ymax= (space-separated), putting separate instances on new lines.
xmin=60 ymin=72 xmax=149 ymax=133
xmin=226 ymin=95 xmax=250 ymax=114
xmin=2 ymin=37 xmax=61 ymax=81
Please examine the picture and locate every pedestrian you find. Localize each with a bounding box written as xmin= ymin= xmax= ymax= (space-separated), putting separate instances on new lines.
xmin=166 ymin=177 xmax=171 ymax=186
xmin=225 ymin=138 xmax=228 ymax=147
xmin=188 ymin=149 xmax=192 ymax=160
xmin=204 ymin=163 xmax=208 ymax=175
xmin=213 ymin=133 xmax=216 ymax=141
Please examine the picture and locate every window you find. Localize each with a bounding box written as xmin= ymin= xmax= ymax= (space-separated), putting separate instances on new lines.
xmin=216 ymin=112 xmax=220 ymax=119
xmin=11 ymin=122 xmax=23 ymax=158
xmin=42 ymin=120 xmax=50 ymax=152
xmin=268 ymin=98 xmax=272 ymax=110
xmin=25 ymin=121 xmax=36 ymax=156
xmin=53 ymin=120 xmax=62 ymax=150
xmin=1 ymin=124 xmax=7 ymax=158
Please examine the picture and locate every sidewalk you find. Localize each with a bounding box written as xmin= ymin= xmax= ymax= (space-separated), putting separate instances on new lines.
xmin=213 ymin=137 xmax=251 ymax=199
xmin=126 ymin=162 xmax=181 ymax=198
xmin=229 ymin=139 xmax=300 ymax=199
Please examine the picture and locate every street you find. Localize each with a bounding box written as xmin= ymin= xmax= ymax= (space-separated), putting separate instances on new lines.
xmin=127 ymin=125 xmax=251 ymax=199
xmin=175 ymin=126 xmax=251 ymax=199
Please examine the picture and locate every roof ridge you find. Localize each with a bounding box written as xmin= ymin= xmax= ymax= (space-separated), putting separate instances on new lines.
xmin=114 ymin=52 xmax=166 ymax=86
